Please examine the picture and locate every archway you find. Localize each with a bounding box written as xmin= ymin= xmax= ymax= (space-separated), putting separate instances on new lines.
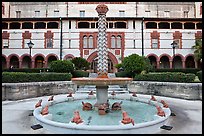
xmin=47 ymin=55 xmax=58 ymax=68
xmin=185 ymin=56 xmax=195 ymax=68
xmin=173 ymin=56 xmax=182 ymax=68
xmin=2 ymin=56 xmax=7 ymax=69
xmin=10 ymin=56 xmax=19 ymax=68
xmin=22 ymin=56 xmax=31 ymax=68
xmin=90 ymin=58 xmax=113 ymax=73
xmin=148 ymin=56 xmax=157 ymax=69
xmin=35 ymin=56 xmax=45 ymax=68
xmin=87 ymin=51 xmax=118 ymax=73
xmin=159 ymin=56 xmax=170 ymax=68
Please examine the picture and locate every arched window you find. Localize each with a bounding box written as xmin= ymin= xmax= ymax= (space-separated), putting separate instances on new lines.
xmin=111 ymin=36 xmax=116 ymax=48
xmin=89 ymin=36 xmax=93 ymax=48
xmin=116 ymin=36 xmax=121 ymax=48
xmin=83 ymin=36 xmax=88 ymax=48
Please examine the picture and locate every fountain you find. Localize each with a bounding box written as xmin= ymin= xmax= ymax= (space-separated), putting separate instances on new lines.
xmin=33 ymin=4 xmax=171 ymax=134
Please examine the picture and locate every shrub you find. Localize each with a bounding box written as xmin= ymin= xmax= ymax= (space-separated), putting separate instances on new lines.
xmin=71 ymin=57 xmax=90 ymax=70
xmin=122 ymin=54 xmax=152 ymax=77
xmin=196 ymin=70 xmax=202 ymax=82
xmin=72 ymin=70 xmax=89 ymax=78
xmin=134 ymin=72 xmax=196 ymax=83
xmin=2 ymin=72 xmax=72 ymax=83
xmin=49 ymin=60 xmax=74 ymax=73
xmin=115 ymin=71 xmax=132 ymax=77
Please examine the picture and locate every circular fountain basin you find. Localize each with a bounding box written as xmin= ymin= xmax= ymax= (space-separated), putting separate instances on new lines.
xmin=33 ymin=95 xmax=171 ymax=134
xmin=71 ymin=77 xmax=133 ymax=86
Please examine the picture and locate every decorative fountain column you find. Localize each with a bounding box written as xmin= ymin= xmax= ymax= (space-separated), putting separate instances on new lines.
xmin=95 ymin=4 xmax=109 ymax=106
xmin=96 ymin=4 xmax=109 ymax=78
xmin=71 ymin=4 xmax=132 ymax=107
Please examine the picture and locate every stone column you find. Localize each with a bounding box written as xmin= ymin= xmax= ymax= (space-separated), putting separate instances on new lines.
xmin=96 ymin=4 xmax=109 ymax=77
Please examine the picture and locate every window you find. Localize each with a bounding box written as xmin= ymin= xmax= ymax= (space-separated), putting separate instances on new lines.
xmin=2 ymin=23 xmax=8 ymax=29
xmin=116 ymin=36 xmax=121 ymax=48
xmin=22 ymin=22 xmax=33 ymax=29
xmin=111 ymin=36 xmax=116 ymax=48
xmin=200 ymin=4 xmax=202 ymax=15
xmin=83 ymin=35 xmax=94 ymax=48
xmin=78 ymin=22 xmax=89 ymax=28
xmin=115 ymin=22 xmax=126 ymax=28
xmin=69 ymin=40 xmax=71 ymax=48
xmin=146 ymin=22 xmax=157 ymax=29
xmin=89 ymin=36 xmax=93 ymax=48
xmin=16 ymin=11 xmax=21 ymax=18
xmin=133 ymin=40 xmax=136 ymax=48
xmin=54 ymin=10 xmax=59 ymax=17
xmin=133 ymin=20 xmax=135 ymax=29
xmin=35 ymin=11 xmax=40 ymax=17
xmin=109 ymin=22 xmax=113 ymax=28
xmin=171 ymin=22 xmax=182 ymax=29
xmin=3 ymin=39 xmax=9 ymax=48
xmin=184 ymin=11 xmax=188 ymax=18
xmin=47 ymin=22 xmax=58 ymax=29
xmin=83 ymin=36 xmax=88 ymax=48
xmin=145 ymin=10 xmax=150 ymax=17
xmin=2 ymin=4 xmax=5 ymax=15
xmin=91 ymin=23 xmax=95 ymax=28
xmin=152 ymin=39 xmax=158 ymax=48
xmin=119 ymin=11 xmax=125 ymax=17
xmin=10 ymin=22 xmax=21 ymax=29
xmin=164 ymin=11 xmax=170 ymax=18
xmin=24 ymin=39 xmax=30 ymax=48
xmin=80 ymin=11 xmax=85 ymax=17
xmin=158 ymin=22 xmax=170 ymax=29
xmin=69 ymin=21 xmax=71 ymax=29
xmin=174 ymin=39 xmax=180 ymax=49
xmin=46 ymin=38 xmax=53 ymax=48
xmin=35 ymin=22 xmax=46 ymax=29
xmin=111 ymin=35 xmax=121 ymax=48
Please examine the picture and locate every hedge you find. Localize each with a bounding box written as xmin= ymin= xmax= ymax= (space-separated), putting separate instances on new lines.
xmin=72 ymin=70 xmax=89 ymax=78
xmin=115 ymin=71 xmax=132 ymax=77
xmin=196 ymin=71 xmax=202 ymax=82
xmin=2 ymin=68 xmax=50 ymax=73
xmin=150 ymin=68 xmax=200 ymax=74
xmin=134 ymin=72 xmax=196 ymax=83
xmin=2 ymin=72 xmax=72 ymax=83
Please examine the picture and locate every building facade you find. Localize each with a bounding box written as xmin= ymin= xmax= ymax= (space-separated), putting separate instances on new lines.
xmin=2 ymin=2 xmax=202 ymax=72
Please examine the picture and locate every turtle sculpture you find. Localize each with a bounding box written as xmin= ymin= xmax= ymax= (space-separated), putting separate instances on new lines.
xmin=71 ymin=110 xmax=83 ymax=124
xmin=35 ymin=99 xmax=42 ymax=108
xmin=160 ymin=100 xmax=169 ymax=108
xmin=48 ymin=95 xmax=54 ymax=101
xmin=156 ymin=106 xmax=166 ymax=117
xmin=98 ymin=104 xmax=106 ymax=115
xmin=41 ymin=105 xmax=49 ymax=115
xmin=121 ymin=110 xmax=135 ymax=126
xmin=82 ymin=101 xmax=93 ymax=111
xmin=111 ymin=101 xmax=123 ymax=110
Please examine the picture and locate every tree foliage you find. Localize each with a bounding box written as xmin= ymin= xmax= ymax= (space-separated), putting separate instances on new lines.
xmin=71 ymin=57 xmax=90 ymax=70
xmin=192 ymin=39 xmax=202 ymax=61
xmin=49 ymin=60 xmax=74 ymax=73
xmin=122 ymin=54 xmax=152 ymax=77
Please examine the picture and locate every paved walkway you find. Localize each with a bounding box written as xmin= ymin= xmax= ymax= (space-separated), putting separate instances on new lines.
xmin=2 ymin=94 xmax=202 ymax=134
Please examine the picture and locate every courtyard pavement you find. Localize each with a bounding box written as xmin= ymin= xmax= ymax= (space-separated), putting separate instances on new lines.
xmin=2 ymin=93 xmax=202 ymax=134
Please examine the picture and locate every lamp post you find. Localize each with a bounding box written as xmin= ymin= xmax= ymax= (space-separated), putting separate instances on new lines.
xmin=27 ymin=40 xmax=34 ymax=68
xmin=171 ymin=41 xmax=178 ymax=68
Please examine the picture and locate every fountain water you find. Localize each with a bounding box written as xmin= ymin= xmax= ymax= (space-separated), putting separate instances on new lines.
xmin=33 ymin=4 xmax=171 ymax=134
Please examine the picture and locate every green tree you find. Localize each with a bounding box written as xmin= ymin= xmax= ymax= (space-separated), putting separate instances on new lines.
xmin=71 ymin=57 xmax=90 ymax=70
xmin=122 ymin=54 xmax=152 ymax=77
xmin=49 ymin=60 xmax=74 ymax=73
xmin=192 ymin=39 xmax=202 ymax=61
